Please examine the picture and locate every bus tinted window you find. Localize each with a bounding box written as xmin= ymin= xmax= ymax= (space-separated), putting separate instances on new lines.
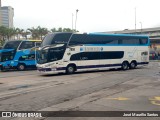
xmin=51 ymin=33 xmax=72 ymax=44
xmin=70 ymin=52 xmax=81 ymax=60
xmin=19 ymin=54 xmax=35 ymax=61
xmin=42 ymin=34 xmax=54 ymax=46
xmin=122 ymin=39 xmax=140 ymax=45
xmin=19 ymin=41 xmax=35 ymax=50
xmin=140 ymin=39 xmax=148 ymax=45
xmin=70 ymin=51 xmax=124 ymax=61
xmin=81 ymin=52 xmax=100 ymax=60
xmin=3 ymin=41 xmax=21 ymax=49
xmin=35 ymin=42 xmax=41 ymax=47
xmin=100 ymin=51 xmax=124 ymax=59
xmin=99 ymin=36 xmax=119 ymax=44
xmin=69 ymin=34 xmax=117 ymax=45
xmin=70 ymin=52 xmax=100 ymax=60
xmin=69 ymin=34 xmax=148 ymax=45
xmin=69 ymin=34 xmax=86 ymax=45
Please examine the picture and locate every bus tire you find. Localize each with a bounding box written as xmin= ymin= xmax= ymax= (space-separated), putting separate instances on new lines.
xmin=129 ymin=61 xmax=137 ymax=69
xmin=0 ymin=66 xmax=4 ymax=71
xmin=66 ymin=65 xmax=76 ymax=74
xmin=121 ymin=61 xmax=129 ymax=70
xmin=17 ymin=64 xmax=26 ymax=71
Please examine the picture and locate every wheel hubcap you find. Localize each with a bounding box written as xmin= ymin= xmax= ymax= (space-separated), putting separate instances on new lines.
xmin=131 ymin=63 xmax=135 ymax=68
xmin=69 ymin=67 xmax=74 ymax=72
xmin=123 ymin=63 xmax=128 ymax=69
xmin=20 ymin=65 xmax=24 ymax=70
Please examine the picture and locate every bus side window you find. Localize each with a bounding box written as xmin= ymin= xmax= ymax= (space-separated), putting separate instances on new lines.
xmin=140 ymin=39 xmax=148 ymax=45
xmin=19 ymin=41 xmax=35 ymax=50
xmin=118 ymin=39 xmax=122 ymax=44
xmin=70 ymin=53 xmax=81 ymax=61
xmin=36 ymin=42 xmax=41 ymax=47
xmin=19 ymin=54 xmax=35 ymax=61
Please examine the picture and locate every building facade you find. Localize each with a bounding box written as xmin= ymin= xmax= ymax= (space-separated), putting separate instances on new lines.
xmin=1 ymin=6 xmax=14 ymax=28
xmin=0 ymin=0 xmax=2 ymax=26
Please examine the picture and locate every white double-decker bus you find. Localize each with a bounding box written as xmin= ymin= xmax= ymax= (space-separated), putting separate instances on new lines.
xmin=37 ymin=32 xmax=150 ymax=74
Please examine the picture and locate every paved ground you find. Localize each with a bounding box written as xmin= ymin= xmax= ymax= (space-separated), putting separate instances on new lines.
xmin=0 ymin=62 xmax=160 ymax=120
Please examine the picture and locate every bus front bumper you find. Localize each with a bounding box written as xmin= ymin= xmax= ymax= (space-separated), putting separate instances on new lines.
xmin=37 ymin=67 xmax=65 ymax=74
xmin=0 ymin=63 xmax=16 ymax=70
xmin=37 ymin=67 xmax=52 ymax=72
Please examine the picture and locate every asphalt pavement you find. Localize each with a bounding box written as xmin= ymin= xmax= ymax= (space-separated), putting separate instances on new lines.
xmin=0 ymin=62 xmax=159 ymax=120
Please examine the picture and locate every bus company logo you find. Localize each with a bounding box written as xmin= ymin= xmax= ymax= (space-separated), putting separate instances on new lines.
xmin=2 ymin=112 xmax=11 ymax=117
xmin=80 ymin=47 xmax=103 ymax=52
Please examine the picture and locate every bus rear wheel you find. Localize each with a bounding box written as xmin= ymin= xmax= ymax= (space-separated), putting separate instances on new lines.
xmin=121 ymin=62 xmax=129 ymax=70
xmin=17 ymin=64 xmax=26 ymax=71
xmin=66 ymin=65 xmax=75 ymax=74
xmin=129 ymin=61 xmax=137 ymax=69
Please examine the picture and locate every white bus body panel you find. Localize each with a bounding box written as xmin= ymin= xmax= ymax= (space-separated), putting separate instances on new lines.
xmin=37 ymin=45 xmax=149 ymax=74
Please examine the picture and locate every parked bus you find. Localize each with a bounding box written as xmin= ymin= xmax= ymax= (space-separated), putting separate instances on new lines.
xmin=0 ymin=40 xmax=41 ymax=71
xmin=37 ymin=32 xmax=150 ymax=74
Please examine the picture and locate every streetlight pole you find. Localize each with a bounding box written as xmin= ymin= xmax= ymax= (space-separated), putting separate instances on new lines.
xmin=72 ymin=13 xmax=74 ymax=32
xmin=135 ymin=7 xmax=137 ymax=33
xmin=139 ymin=22 xmax=142 ymax=33
xmin=75 ymin=9 xmax=79 ymax=32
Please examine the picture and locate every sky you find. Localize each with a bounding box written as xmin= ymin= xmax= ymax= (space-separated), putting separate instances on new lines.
xmin=2 ymin=0 xmax=160 ymax=33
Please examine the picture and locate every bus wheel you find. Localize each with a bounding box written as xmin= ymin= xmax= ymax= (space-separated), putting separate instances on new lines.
xmin=66 ymin=65 xmax=75 ymax=74
xmin=129 ymin=61 xmax=137 ymax=69
xmin=17 ymin=64 xmax=26 ymax=71
xmin=0 ymin=67 xmax=4 ymax=71
xmin=121 ymin=62 xmax=129 ymax=70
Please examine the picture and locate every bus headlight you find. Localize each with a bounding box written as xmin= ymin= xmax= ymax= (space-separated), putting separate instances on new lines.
xmin=11 ymin=61 xmax=14 ymax=64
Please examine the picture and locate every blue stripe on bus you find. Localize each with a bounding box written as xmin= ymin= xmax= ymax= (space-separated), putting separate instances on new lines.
xmin=89 ymin=33 xmax=149 ymax=38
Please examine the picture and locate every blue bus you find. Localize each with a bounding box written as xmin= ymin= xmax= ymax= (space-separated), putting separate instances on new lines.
xmin=0 ymin=40 xmax=41 ymax=71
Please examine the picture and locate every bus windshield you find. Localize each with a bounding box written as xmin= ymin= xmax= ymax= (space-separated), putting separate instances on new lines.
xmin=41 ymin=33 xmax=72 ymax=47
xmin=3 ymin=41 xmax=21 ymax=49
xmin=37 ymin=46 xmax=65 ymax=64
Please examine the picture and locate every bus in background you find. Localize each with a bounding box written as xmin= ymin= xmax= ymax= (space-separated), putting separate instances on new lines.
xmin=0 ymin=40 xmax=41 ymax=71
xmin=36 ymin=32 xmax=150 ymax=74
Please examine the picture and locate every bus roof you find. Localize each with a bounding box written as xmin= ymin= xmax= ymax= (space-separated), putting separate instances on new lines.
xmin=23 ymin=39 xmax=42 ymax=42
xmin=6 ymin=39 xmax=42 ymax=42
xmin=89 ymin=33 xmax=149 ymax=38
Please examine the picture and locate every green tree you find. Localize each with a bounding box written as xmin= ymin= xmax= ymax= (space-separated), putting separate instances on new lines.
xmin=63 ymin=28 xmax=73 ymax=32
xmin=57 ymin=27 xmax=63 ymax=32
xmin=28 ymin=27 xmax=39 ymax=39
xmin=15 ymin=28 xmax=24 ymax=39
xmin=6 ymin=28 xmax=16 ymax=40
xmin=0 ymin=26 xmax=7 ymax=45
xmin=28 ymin=26 xmax=48 ymax=40
xmin=21 ymin=30 xmax=30 ymax=39
xmin=37 ymin=26 xmax=48 ymax=40
xmin=0 ymin=26 xmax=17 ymax=45
xmin=51 ymin=27 xmax=75 ymax=33
xmin=51 ymin=28 xmax=57 ymax=33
